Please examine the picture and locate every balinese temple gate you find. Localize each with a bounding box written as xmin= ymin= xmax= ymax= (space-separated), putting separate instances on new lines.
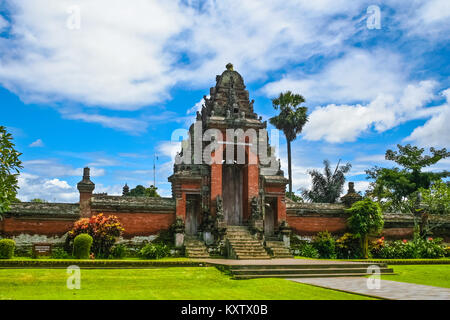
xmin=169 ymin=64 xmax=291 ymax=258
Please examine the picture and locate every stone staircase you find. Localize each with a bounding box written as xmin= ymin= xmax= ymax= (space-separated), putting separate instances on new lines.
xmin=265 ymin=240 xmax=294 ymax=259
xmin=184 ymin=237 xmax=210 ymax=259
xmin=228 ymin=262 xmax=395 ymax=280
xmin=226 ymin=226 xmax=270 ymax=260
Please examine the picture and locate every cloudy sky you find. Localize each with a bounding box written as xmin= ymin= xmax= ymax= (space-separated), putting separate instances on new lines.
xmin=1 ymin=0 xmax=449 ymax=202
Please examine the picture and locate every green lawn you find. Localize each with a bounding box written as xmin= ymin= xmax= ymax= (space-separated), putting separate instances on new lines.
xmin=381 ymin=265 xmax=450 ymax=288
xmin=0 ymin=267 xmax=373 ymax=300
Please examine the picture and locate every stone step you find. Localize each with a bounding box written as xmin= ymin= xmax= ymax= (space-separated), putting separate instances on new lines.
xmin=231 ymin=267 xmax=395 ymax=276
xmin=228 ymin=240 xmax=262 ymax=244
xmin=265 ymin=241 xmax=287 ymax=247
xmin=236 ymin=255 xmax=271 ymax=260
xmin=185 ymin=248 xmax=208 ymax=252
xmin=234 ymin=251 xmax=269 ymax=256
xmin=233 ymin=273 xmax=390 ymax=280
xmin=230 ymin=263 xmax=388 ymax=270
xmin=233 ymin=248 xmax=268 ymax=252
xmin=184 ymin=239 xmax=210 ymax=259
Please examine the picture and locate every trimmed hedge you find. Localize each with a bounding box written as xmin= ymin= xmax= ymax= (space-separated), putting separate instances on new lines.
xmin=349 ymin=259 xmax=450 ymax=265
xmin=0 ymin=259 xmax=206 ymax=269
xmin=73 ymin=234 xmax=93 ymax=259
xmin=0 ymin=239 xmax=16 ymax=259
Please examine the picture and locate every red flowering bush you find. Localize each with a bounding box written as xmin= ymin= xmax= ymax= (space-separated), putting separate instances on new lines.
xmin=68 ymin=214 xmax=124 ymax=258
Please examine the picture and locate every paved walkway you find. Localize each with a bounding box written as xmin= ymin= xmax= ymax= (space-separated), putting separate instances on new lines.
xmin=290 ymin=277 xmax=450 ymax=300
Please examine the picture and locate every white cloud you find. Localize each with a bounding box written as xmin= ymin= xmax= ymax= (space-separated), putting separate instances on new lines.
xmin=63 ymin=113 xmax=148 ymax=135
xmin=157 ymin=141 xmax=182 ymax=162
xmin=187 ymin=97 xmax=207 ymax=115
xmin=29 ymin=138 xmax=44 ymax=147
xmin=302 ymin=80 xmax=437 ymax=143
xmin=22 ymin=159 xmax=105 ymax=178
xmin=0 ymin=0 xmax=363 ymax=109
xmin=395 ymin=0 xmax=450 ymax=38
xmin=405 ymin=88 xmax=450 ymax=148
xmin=262 ymin=49 xmax=408 ymax=104
xmin=353 ymin=180 xmax=370 ymax=194
xmin=17 ymin=173 xmax=79 ymax=202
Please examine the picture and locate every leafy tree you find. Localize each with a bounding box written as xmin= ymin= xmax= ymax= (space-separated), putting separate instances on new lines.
xmin=347 ymin=198 xmax=384 ymax=259
xmin=126 ymin=185 xmax=160 ymax=197
xmin=30 ymin=198 xmax=47 ymax=203
xmin=419 ymin=180 xmax=450 ymax=215
xmin=0 ymin=126 xmax=23 ymax=219
xmin=366 ymin=144 xmax=449 ymax=212
xmin=301 ymin=160 xmax=352 ymax=203
xmin=286 ymin=192 xmax=303 ymax=203
xmin=269 ymin=91 xmax=308 ymax=194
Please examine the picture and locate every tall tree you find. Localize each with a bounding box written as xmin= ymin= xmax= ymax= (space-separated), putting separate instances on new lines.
xmin=301 ymin=159 xmax=352 ymax=203
xmin=126 ymin=185 xmax=160 ymax=198
xmin=347 ymin=198 xmax=384 ymax=259
xmin=0 ymin=126 xmax=23 ymax=219
xmin=366 ymin=144 xmax=449 ymax=211
xmin=269 ymin=91 xmax=308 ymax=194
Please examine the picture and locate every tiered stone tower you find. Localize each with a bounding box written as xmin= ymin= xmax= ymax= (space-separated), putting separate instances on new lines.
xmin=169 ymin=64 xmax=289 ymax=244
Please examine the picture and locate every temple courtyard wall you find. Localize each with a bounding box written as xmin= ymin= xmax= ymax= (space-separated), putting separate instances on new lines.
xmin=2 ymin=198 xmax=449 ymax=251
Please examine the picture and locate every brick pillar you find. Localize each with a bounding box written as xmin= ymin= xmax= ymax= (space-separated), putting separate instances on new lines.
xmin=245 ymin=164 xmax=259 ymax=221
xmin=277 ymin=195 xmax=287 ymax=225
xmin=77 ymin=167 xmax=95 ymax=218
xmin=210 ymin=163 xmax=222 ymax=214
xmin=176 ymin=192 xmax=187 ymax=221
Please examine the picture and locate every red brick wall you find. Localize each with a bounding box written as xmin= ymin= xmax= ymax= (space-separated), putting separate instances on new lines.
xmin=381 ymin=228 xmax=414 ymax=239
xmin=287 ymin=215 xmax=348 ymax=235
xmin=102 ymin=212 xmax=176 ymax=238
xmin=0 ymin=217 xmax=77 ymax=236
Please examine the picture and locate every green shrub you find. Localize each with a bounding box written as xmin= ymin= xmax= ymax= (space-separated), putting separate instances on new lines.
xmin=372 ymin=237 xmax=446 ymax=259
xmin=445 ymin=246 xmax=450 ymax=257
xmin=0 ymin=239 xmax=15 ymax=259
xmin=73 ymin=234 xmax=93 ymax=259
xmin=336 ymin=233 xmax=363 ymax=259
xmin=312 ymin=231 xmax=336 ymax=259
xmin=295 ymin=243 xmax=320 ymax=258
xmin=139 ymin=243 xmax=169 ymax=260
xmin=109 ymin=244 xmax=127 ymax=259
xmin=68 ymin=214 xmax=124 ymax=258
xmin=51 ymin=248 xmax=71 ymax=259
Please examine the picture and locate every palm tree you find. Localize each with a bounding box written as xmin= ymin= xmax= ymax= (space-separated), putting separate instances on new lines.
xmin=269 ymin=91 xmax=308 ymax=194
xmin=302 ymin=160 xmax=352 ymax=203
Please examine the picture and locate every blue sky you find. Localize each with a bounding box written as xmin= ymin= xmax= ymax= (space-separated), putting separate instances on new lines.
xmin=0 ymin=0 xmax=449 ymax=202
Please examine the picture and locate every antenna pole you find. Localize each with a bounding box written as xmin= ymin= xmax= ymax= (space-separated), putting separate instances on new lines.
xmin=153 ymin=153 xmax=156 ymax=187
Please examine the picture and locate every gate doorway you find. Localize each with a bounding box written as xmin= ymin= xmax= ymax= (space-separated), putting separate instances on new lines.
xmin=185 ymin=194 xmax=201 ymax=236
xmin=264 ymin=197 xmax=277 ymax=236
xmin=222 ymin=164 xmax=243 ymax=225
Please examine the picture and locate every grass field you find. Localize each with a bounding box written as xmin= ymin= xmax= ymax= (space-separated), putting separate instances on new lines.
xmin=381 ymin=265 xmax=450 ymax=288
xmin=0 ymin=267 xmax=373 ymax=300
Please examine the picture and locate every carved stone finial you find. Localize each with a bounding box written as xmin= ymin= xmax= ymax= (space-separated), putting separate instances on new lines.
xmin=77 ymin=167 xmax=95 ymax=193
xmin=341 ymin=182 xmax=362 ymax=207
xmin=226 ymin=63 xmax=234 ymax=71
